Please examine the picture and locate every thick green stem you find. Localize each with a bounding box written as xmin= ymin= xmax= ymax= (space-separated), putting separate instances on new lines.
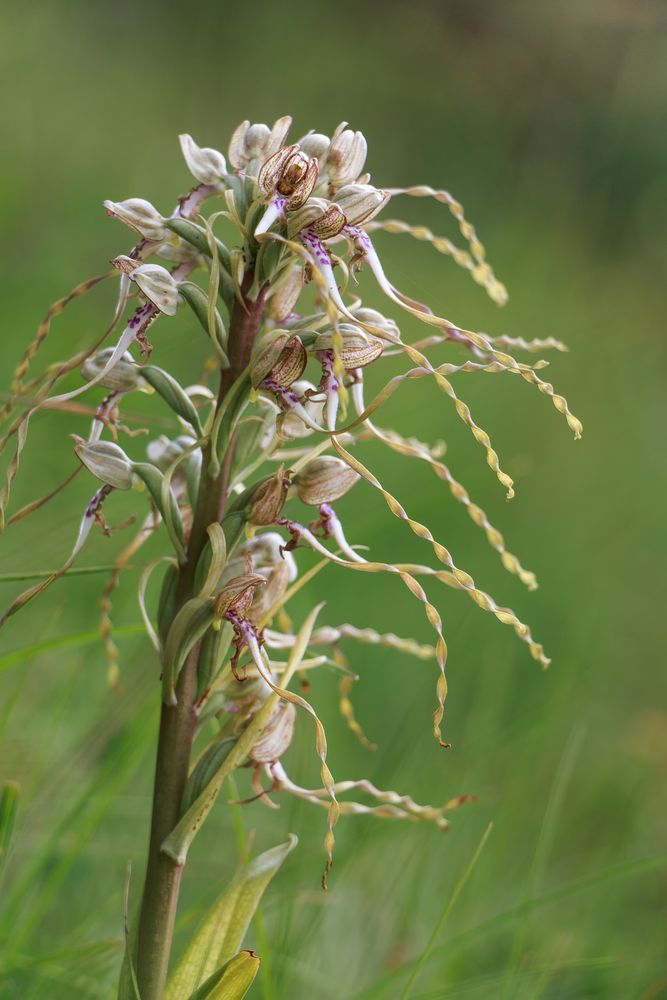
xmin=134 ymin=272 xmax=266 ymax=1000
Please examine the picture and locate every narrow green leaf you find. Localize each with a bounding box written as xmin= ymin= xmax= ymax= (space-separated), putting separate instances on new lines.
xmin=138 ymin=556 xmax=178 ymax=652
xmin=220 ymin=511 xmax=248 ymax=560
xmin=179 ymin=281 xmax=230 ymax=368
xmin=209 ymin=373 xmax=252 ymax=475
xmin=139 ymin=364 xmax=204 ymax=436
xmin=166 ymin=218 xmax=235 ymax=311
xmin=156 ymin=560 xmax=181 ymax=648
xmin=162 ymin=595 xmax=215 ymax=704
xmin=165 ymin=840 xmax=296 ymax=1000
xmin=187 ymin=950 xmax=260 ymax=1000
xmin=196 ymin=620 xmax=233 ymax=701
xmin=196 ymin=523 xmax=228 ymax=598
xmin=167 ymin=218 xmax=232 ymax=272
xmin=132 ymin=462 xmax=186 ymax=562
xmin=182 ymin=737 xmax=236 ymax=813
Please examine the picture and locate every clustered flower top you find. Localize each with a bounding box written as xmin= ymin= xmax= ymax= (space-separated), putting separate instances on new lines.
xmin=0 ymin=116 xmax=581 ymax=881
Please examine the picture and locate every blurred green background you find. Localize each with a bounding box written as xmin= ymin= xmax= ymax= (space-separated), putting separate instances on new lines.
xmin=1 ymin=1 xmax=666 ymax=997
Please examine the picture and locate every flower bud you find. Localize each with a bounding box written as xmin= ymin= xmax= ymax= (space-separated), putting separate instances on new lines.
xmin=245 ymin=468 xmax=291 ymax=526
xmin=146 ymin=434 xmax=197 ymax=470
xmin=244 ymin=531 xmax=298 ymax=581
xmin=250 ymin=701 xmax=296 ymax=763
xmin=155 ymin=238 xmax=200 ymax=264
xmin=286 ymin=197 xmax=346 ymax=240
xmin=266 ymin=266 xmax=304 ymax=322
xmin=297 ymin=132 xmax=330 ymax=161
xmin=81 ymin=349 xmax=143 ymax=392
xmin=214 ymin=573 xmax=266 ymax=618
xmin=248 ymin=559 xmax=291 ymax=621
xmin=313 ymin=325 xmax=384 ymax=369
xmin=111 ymin=257 xmax=179 ymax=316
xmin=104 ymin=198 xmax=170 ymax=242
xmin=334 ymin=183 xmax=389 ymax=227
xmin=250 ymin=332 xmax=307 ymax=389
xmin=294 ymin=456 xmax=360 ymax=505
xmin=178 ymin=133 xmax=227 ymax=185
xmin=73 ymin=437 xmax=134 ymax=490
xmin=217 ymin=536 xmax=296 ymax=618
xmin=324 ymin=123 xmax=367 ymax=188
xmin=351 ymin=306 xmax=401 ymax=341
xmin=258 ymin=146 xmax=318 ymax=209
xmin=281 ymin=381 xmax=325 ymax=439
xmin=228 ymin=116 xmax=292 ymax=170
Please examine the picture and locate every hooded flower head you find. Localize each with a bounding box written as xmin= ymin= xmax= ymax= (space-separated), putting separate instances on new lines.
xmin=228 ymin=116 xmax=292 ymax=171
xmin=179 ymin=134 xmax=228 ymax=185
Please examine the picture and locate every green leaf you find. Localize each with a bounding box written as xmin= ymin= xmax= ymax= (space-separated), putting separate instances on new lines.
xmin=186 ymin=950 xmax=260 ymax=1000
xmin=179 ymin=281 xmax=230 ymax=367
xmin=182 ymin=737 xmax=236 ymax=813
xmin=162 ymin=596 xmax=215 ymax=704
xmin=132 ymin=462 xmax=186 ymax=563
xmin=165 ymin=840 xmax=296 ymax=1000
xmin=196 ymin=621 xmax=233 ymax=701
xmin=195 ymin=523 xmax=228 ymax=598
xmin=230 ymin=412 xmax=272 ymax=482
xmin=220 ymin=511 xmax=248 ymax=559
xmin=0 ymin=780 xmax=19 ymax=877
xmin=166 ymin=218 xmax=235 ymax=310
xmin=156 ymin=560 xmax=181 ymax=648
xmin=139 ymin=364 xmax=204 ymax=436
xmin=209 ymin=373 xmax=252 ymax=476
xmin=167 ymin=218 xmax=232 ymax=272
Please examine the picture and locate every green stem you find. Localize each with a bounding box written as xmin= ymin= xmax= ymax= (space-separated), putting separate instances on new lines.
xmin=134 ymin=272 xmax=266 ymax=1000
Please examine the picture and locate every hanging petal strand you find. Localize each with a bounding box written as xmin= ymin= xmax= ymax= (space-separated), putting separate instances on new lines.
xmin=385 ymin=184 xmax=508 ymax=305
xmin=350 ymin=377 xmax=538 ymax=590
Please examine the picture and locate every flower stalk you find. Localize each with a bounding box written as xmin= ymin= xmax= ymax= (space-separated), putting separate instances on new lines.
xmin=134 ymin=268 xmax=266 ymax=1000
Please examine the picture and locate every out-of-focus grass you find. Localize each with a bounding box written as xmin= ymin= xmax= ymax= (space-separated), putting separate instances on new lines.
xmin=1 ymin=1 xmax=666 ymax=997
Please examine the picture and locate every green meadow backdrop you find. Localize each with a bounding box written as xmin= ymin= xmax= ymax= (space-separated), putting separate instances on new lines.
xmin=1 ymin=1 xmax=665 ymax=997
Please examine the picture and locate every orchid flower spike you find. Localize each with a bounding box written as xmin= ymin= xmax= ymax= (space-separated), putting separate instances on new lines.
xmin=1 ymin=111 xmax=581 ymax=899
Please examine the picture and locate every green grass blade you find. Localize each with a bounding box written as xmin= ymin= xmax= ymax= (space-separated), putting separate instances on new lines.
xmin=0 ymin=779 xmax=20 ymax=878
xmin=399 ymin=822 xmax=494 ymax=1000
xmin=501 ymin=726 xmax=585 ymax=999
xmin=0 ymin=701 xmax=154 ymax=952
xmin=0 ymin=623 xmax=146 ymax=674
xmin=354 ymin=851 xmax=667 ymax=1000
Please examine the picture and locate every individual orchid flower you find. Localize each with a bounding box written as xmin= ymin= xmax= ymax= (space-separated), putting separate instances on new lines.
xmin=321 ymin=122 xmax=368 ymax=191
xmin=81 ymin=348 xmax=145 ymax=442
xmin=296 ymin=131 xmax=331 ymax=162
xmin=334 ymin=182 xmax=389 ymax=227
xmin=228 ymin=115 xmax=292 ymax=171
xmin=250 ymin=332 xmax=327 ymax=432
xmin=255 ymin=145 xmax=319 ymax=237
xmin=104 ymin=197 xmax=172 ymax=242
xmin=178 ymin=133 xmax=228 ymax=185
xmin=311 ymin=325 xmax=384 ymax=429
xmin=73 ymin=438 xmax=135 ymax=490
